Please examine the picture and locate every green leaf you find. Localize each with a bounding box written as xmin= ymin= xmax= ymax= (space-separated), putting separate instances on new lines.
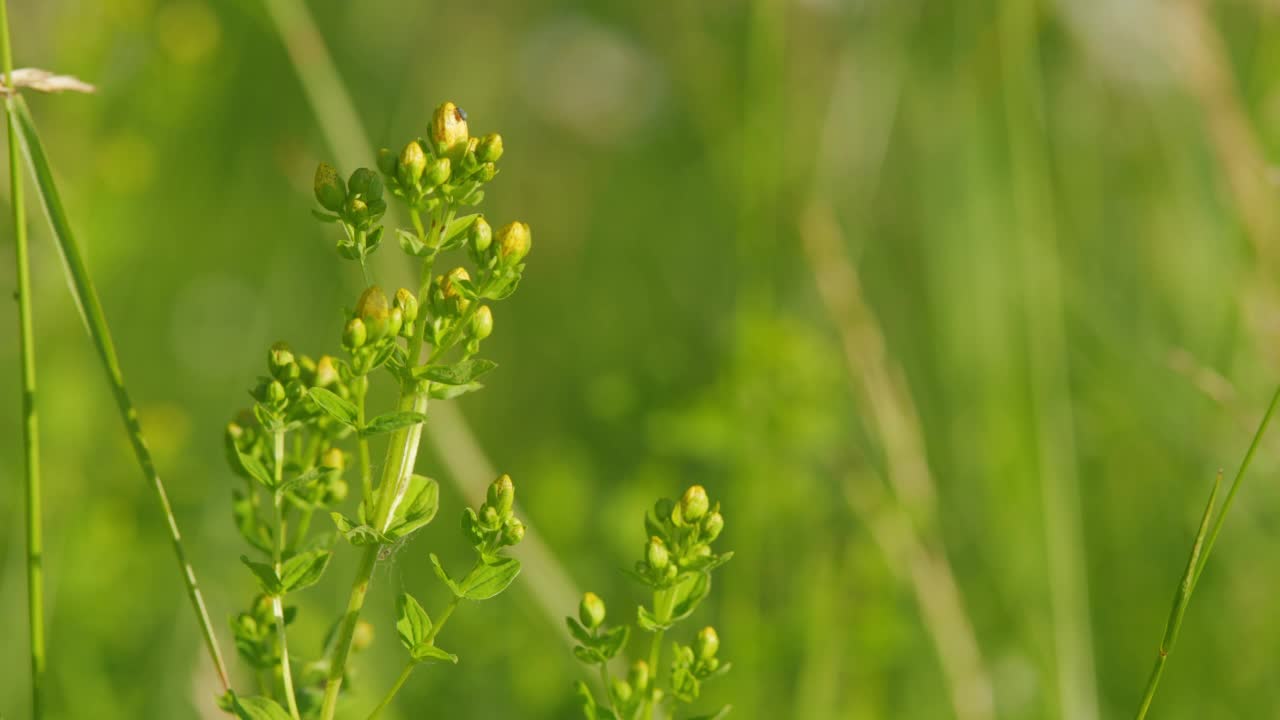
xmin=236 ymin=449 xmax=276 ymax=490
xmin=428 ymin=381 xmax=484 ymax=400
xmin=669 ymin=572 xmax=711 ymax=623
xmin=385 ymin=474 xmax=439 ymax=540
xmin=396 ymin=592 xmax=432 ymax=651
xmin=232 ymin=489 xmax=272 ymax=554
xmin=636 ymin=605 xmax=669 ymax=632
xmin=684 ymin=550 xmax=734 ymax=574
xmin=565 ymin=617 xmax=594 ymax=646
xmin=687 ymin=706 xmax=733 ymax=720
xmin=410 ymin=643 xmax=459 ymax=664
xmin=429 ymin=553 xmax=461 ymax=596
xmin=307 ymin=386 xmax=359 ymax=427
xmin=360 ymin=410 xmax=427 ymax=438
xmin=414 ymin=358 xmax=497 ymax=385
xmin=442 ymin=213 xmax=480 ymax=245
xmin=279 ymin=549 xmax=332 ymax=593
xmin=573 ymin=645 xmax=606 ymax=665
xmin=596 ymin=625 xmax=629 ymax=660
xmin=457 ymin=557 xmax=521 ymax=600
xmin=396 ymin=227 xmax=430 ymax=257
xmin=240 ymin=556 xmax=281 ymax=595
xmin=329 ymin=512 xmax=391 ymax=546
xmin=575 ymin=680 xmax=599 ymax=720
xmin=220 ymin=691 xmax=293 ymax=720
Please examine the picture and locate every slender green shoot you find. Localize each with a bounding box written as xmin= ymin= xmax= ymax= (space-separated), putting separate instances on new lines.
xmin=10 ymin=94 xmax=231 ymax=691
xmin=0 ymin=1 xmax=45 ymax=716
xmin=1134 ymin=383 xmax=1280 ymax=718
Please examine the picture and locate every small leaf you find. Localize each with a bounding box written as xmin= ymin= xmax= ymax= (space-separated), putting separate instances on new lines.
xmin=687 ymin=706 xmax=733 ymax=720
xmin=457 ymin=557 xmax=521 ymax=600
xmin=220 ymin=691 xmax=292 ymax=720
xmin=565 ymin=617 xmax=594 ymax=646
xmin=415 ymin=358 xmax=497 ymax=385
xmin=279 ymin=550 xmax=332 ymax=593
xmin=575 ymin=680 xmax=599 ymax=720
xmin=240 ymin=556 xmax=281 ymax=595
xmin=396 ymin=227 xmax=430 ymax=257
xmin=669 ymin=572 xmax=711 ymax=623
xmin=573 ymin=645 xmax=606 ymax=665
xmin=360 ymin=411 xmax=427 ymax=438
xmin=428 ymin=381 xmax=484 ymax=400
xmin=410 ymin=643 xmax=459 ymax=664
xmin=636 ymin=605 xmax=669 ymax=632
xmin=429 ymin=553 xmax=461 ymax=596
xmin=441 ymin=213 xmax=480 ymax=245
xmin=385 ymin=474 xmax=439 ymax=540
xmin=307 ymin=386 xmax=359 ymax=427
xmin=596 ymin=625 xmax=630 ymax=660
xmin=396 ymin=592 xmax=432 ymax=651
xmin=236 ymin=450 xmax=276 ymax=490
xmin=330 ymin=512 xmax=391 ymax=546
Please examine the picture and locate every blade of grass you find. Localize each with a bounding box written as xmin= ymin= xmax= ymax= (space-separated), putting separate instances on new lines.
xmin=1134 ymin=383 xmax=1280 ymax=718
xmin=10 ymin=94 xmax=231 ymax=693
xmin=0 ymin=1 xmax=45 ymax=716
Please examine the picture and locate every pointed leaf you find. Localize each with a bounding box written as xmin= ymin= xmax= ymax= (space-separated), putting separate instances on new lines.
xmin=429 ymin=553 xmax=461 ymax=596
xmin=307 ymin=386 xmax=359 ymax=427
xmin=279 ymin=549 xmax=332 ymax=593
xmin=240 ymin=556 xmax=281 ymax=595
xmin=359 ymin=410 xmax=427 ymax=438
xmin=386 ymin=474 xmax=439 ymax=540
xmin=457 ymin=557 xmax=521 ymax=600
xmin=428 ymin=381 xmax=484 ymax=400
xmin=414 ymin=359 xmax=497 ymax=385
xmin=410 ymin=643 xmax=459 ymax=664
xmin=396 ymin=592 xmax=432 ymax=651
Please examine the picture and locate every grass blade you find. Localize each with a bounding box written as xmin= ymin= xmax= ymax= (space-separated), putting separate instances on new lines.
xmin=10 ymin=94 xmax=231 ymax=693
xmin=0 ymin=0 xmax=45 ymax=715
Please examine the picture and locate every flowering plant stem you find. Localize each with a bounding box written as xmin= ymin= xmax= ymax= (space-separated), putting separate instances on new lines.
xmin=0 ymin=1 xmax=45 ymax=716
xmin=272 ymin=430 xmax=302 ymax=719
xmin=366 ymin=590 xmax=464 ymax=720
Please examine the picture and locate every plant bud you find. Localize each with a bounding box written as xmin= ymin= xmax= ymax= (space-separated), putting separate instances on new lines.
xmin=680 ymin=485 xmax=709 ymax=522
xmin=695 ymin=626 xmax=719 ymax=661
xmin=398 ymin=140 xmax=428 ymax=186
xmin=344 ymin=317 xmax=368 ymax=349
xmin=424 ymin=157 xmax=451 ymax=187
xmin=628 ymin=661 xmax=650 ymax=692
xmin=387 ymin=307 xmax=404 ymax=338
xmin=431 ymin=101 xmax=469 ymax=159
xmin=376 ymin=148 xmax=396 ymax=175
xmin=346 ymin=195 xmax=368 ymax=222
xmin=320 ymin=447 xmax=346 ymax=471
xmin=496 ymin=221 xmax=531 ymax=264
xmin=314 ymin=355 xmax=339 ymax=388
xmin=611 ymin=679 xmax=633 ymax=704
xmin=477 ymin=133 xmax=504 ymax=163
xmin=646 ymin=536 xmax=669 ymax=571
xmin=579 ymin=592 xmax=606 ymax=629
xmin=702 ymin=511 xmax=724 ymax=542
xmin=226 ymin=419 xmax=245 ymax=447
xmin=469 ymin=216 xmax=493 ymax=255
xmin=314 ymin=162 xmax=346 ymax=212
xmin=471 ymin=305 xmax=493 ymax=340
xmin=268 ymin=342 xmax=298 ymax=381
xmin=355 ymin=286 xmax=391 ymax=340
xmin=352 ymin=620 xmax=375 ymax=652
xmin=503 ymin=517 xmax=525 ymax=545
xmin=487 ymin=473 xmax=515 ymax=515
xmin=441 ymin=267 xmax=471 ymax=311
xmin=481 ymin=504 xmax=500 ymax=528
xmin=328 ymin=479 xmax=349 ymax=503
xmin=476 ymin=162 xmax=497 ymax=182
xmin=347 ymin=167 xmax=383 ymax=200
xmin=266 ymin=379 xmax=287 ymax=406
xmin=394 ymin=288 xmax=419 ymax=323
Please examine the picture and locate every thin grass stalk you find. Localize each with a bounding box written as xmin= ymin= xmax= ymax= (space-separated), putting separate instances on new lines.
xmin=0 ymin=1 xmax=45 ymax=716
xmin=9 ymin=95 xmax=231 ymax=692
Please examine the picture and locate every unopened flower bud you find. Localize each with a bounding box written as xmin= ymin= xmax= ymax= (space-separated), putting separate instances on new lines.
xmin=476 ymin=162 xmax=497 ymax=182
xmin=702 ymin=510 xmax=725 ymax=541
xmin=346 ymin=195 xmax=368 ymax=220
xmin=629 ymin=661 xmax=650 ymax=692
xmin=352 ymin=620 xmax=375 ymax=652
xmin=344 ymin=317 xmax=368 ymax=349
xmin=471 ymin=306 xmax=493 ymax=340
xmin=441 ymin=267 xmax=471 ymax=310
xmin=376 ymin=148 xmax=396 ymax=176
xmin=424 ymin=157 xmax=451 ymax=188
xmin=347 ymin=167 xmax=382 ymax=200
xmin=487 ymin=473 xmax=515 ymax=515
xmin=503 ymin=517 xmax=525 ymax=545
xmin=477 ymin=133 xmax=504 ymax=163
xmin=431 ymin=101 xmax=469 ymax=159
xmin=387 ymin=307 xmax=404 ymax=338
xmin=481 ymin=505 xmax=500 ymax=528
xmin=647 ymin=536 xmax=669 ymax=570
xmin=266 ymin=379 xmax=287 ymax=405
xmin=579 ymin=592 xmax=606 ymax=629
xmin=320 ymin=447 xmax=346 ymax=471
xmin=398 ymin=140 xmax=428 ymax=186
xmin=496 ymin=221 xmax=531 ymax=264
xmin=268 ymin=342 xmax=298 ymax=381
xmin=314 ymin=162 xmax=346 ymax=212
xmin=394 ymin=288 xmax=419 ymax=323
xmin=314 ymin=355 xmax=339 ymax=388
xmin=355 ymin=286 xmax=391 ymax=340
xmin=328 ymin=478 xmax=349 ymax=503
xmin=695 ymin=626 xmax=719 ymax=661
xmin=611 ymin=679 xmax=633 ymax=704
xmin=681 ymin=485 xmax=709 ymax=522
xmin=469 ymin=216 xmax=493 ymax=255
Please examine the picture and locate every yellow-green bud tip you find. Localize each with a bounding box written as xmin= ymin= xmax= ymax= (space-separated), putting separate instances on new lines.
xmin=472 ymin=305 xmax=494 ymax=340
xmin=355 ymin=286 xmax=391 ymax=339
xmin=580 ymin=591 xmax=606 ymax=629
xmin=314 ymin=162 xmax=346 ymax=212
xmin=695 ymin=626 xmax=720 ymax=661
xmin=470 ymin=216 xmax=493 ymax=254
xmin=394 ymin=288 xmax=419 ymax=323
xmin=320 ymin=447 xmax=346 ymax=471
xmin=497 ymin=221 xmax=532 ymax=264
xmin=647 ymin=536 xmax=669 ymax=570
xmin=352 ymin=620 xmax=375 ymax=652
xmin=344 ymin=317 xmax=368 ymax=349
xmin=681 ymin=485 xmax=709 ymax=522
xmin=477 ymin=133 xmax=504 ymax=163
xmin=398 ymin=140 xmax=428 ymax=185
xmin=432 ymin=101 xmax=470 ymax=158
xmin=702 ymin=511 xmax=724 ymax=541
xmin=488 ymin=473 xmax=515 ymax=515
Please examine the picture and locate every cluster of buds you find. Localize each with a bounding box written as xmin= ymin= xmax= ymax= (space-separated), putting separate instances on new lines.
xmin=670 ymin=626 xmax=726 ymax=703
xmin=378 ymin=102 xmax=504 ymax=212
xmin=342 ymin=285 xmax=418 ymax=371
xmin=313 ymin=166 xmax=388 ymax=263
xmin=461 ymin=474 xmax=525 ymax=559
xmin=637 ymin=485 xmax=728 ymax=588
xmin=567 ymin=592 xmax=632 ymax=678
xmin=230 ymin=595 xmax=291 ymax=670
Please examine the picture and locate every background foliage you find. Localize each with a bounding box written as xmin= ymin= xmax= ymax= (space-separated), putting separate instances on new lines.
xmin=4 ymin=0 xmax=1280 ymax=717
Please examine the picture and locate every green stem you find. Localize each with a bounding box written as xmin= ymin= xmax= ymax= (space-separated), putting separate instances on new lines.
xmin=1 ymin=2 xmax=44 ymax=717
xmin=365 ymin=662 xmax=415 ymax=720
xmin=319 ymin=220 xmax=446 ymax=720
xmin=9 ymin=95 xmax=231 ymax=692
xmin=273 ymin=432 xmax=302 ymax=720
xmin=642 ymin=587 xmax=676 ymax=719
xmin=1134 ymin=384 xmax=1280 ymax=719
xmin=355 ymin=383 xmax=372 ymax=501
xmin=426 ymin=595 xmax=461 ymax=645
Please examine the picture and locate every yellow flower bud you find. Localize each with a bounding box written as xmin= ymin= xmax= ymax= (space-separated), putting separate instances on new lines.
xmin=431 ymin=101 xmax=469 ymax=160
xmin=579 ymin=592 xmax=606 ymax=629
xmin=496 ymin=221 xmax=531 ymax=264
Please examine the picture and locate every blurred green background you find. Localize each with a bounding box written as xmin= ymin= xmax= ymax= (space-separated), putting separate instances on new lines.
xmin=5 ymin=0 xmax=1280 ymax=717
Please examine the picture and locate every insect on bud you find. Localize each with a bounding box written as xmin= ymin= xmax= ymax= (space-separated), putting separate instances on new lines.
xmin=344 ymin=317 xmax=368 ymax=349
xmin=431 ymin=101 xmax=469 ymax=159
xmin=320 ymin=447 xmax=346 ymax=471
xmin=680 ymin=485 xmax=709 ymax=522
xmin=352 ymin=620 xmax=375 ymax=652
xmin=313 ymin=355 xmax=339 ymax=388
xmin=376 ymin=148 xmax=396 ymax=176
xmin=579 ymin=592 xmax=606 ymax=629
xmin=702 ymin=511 xmax=724 ymax=542
xmin=398 ymin=140 xmax=428 ymax=186
xmin=424 ymin=156 xmax=451 ymax=188
xmin=477 ymin=133 xmax=504 ymax=163
xmin=469 ymin=216 xmax=493 ymax=255
xmin=695 ymin=626 xmax=720 ymax=661
xmin=268 ymin=342 xmax=298 ymax=381
xmin=646 ymin=536 xmax=669 ymax=571
xmin=394 ymin=288 xmax=419 ymax=324
xmin=629 ymin=661 xmax=651 ymax=692
xmin=471 ymin=305 xmax=493 ymax=341
xmin=314 ymin=162 xmax=346 ymax=212
xmin=496 ymin=221 xmax=531 ymax=265
xmin=487 ymin=473 xmax=515 ymax=515
xmin=355 ymin=286 xmax=391 ymax=340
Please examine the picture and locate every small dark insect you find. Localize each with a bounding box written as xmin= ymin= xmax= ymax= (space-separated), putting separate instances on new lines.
xmin=455 ymin=105 xmax=467 ymax=122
